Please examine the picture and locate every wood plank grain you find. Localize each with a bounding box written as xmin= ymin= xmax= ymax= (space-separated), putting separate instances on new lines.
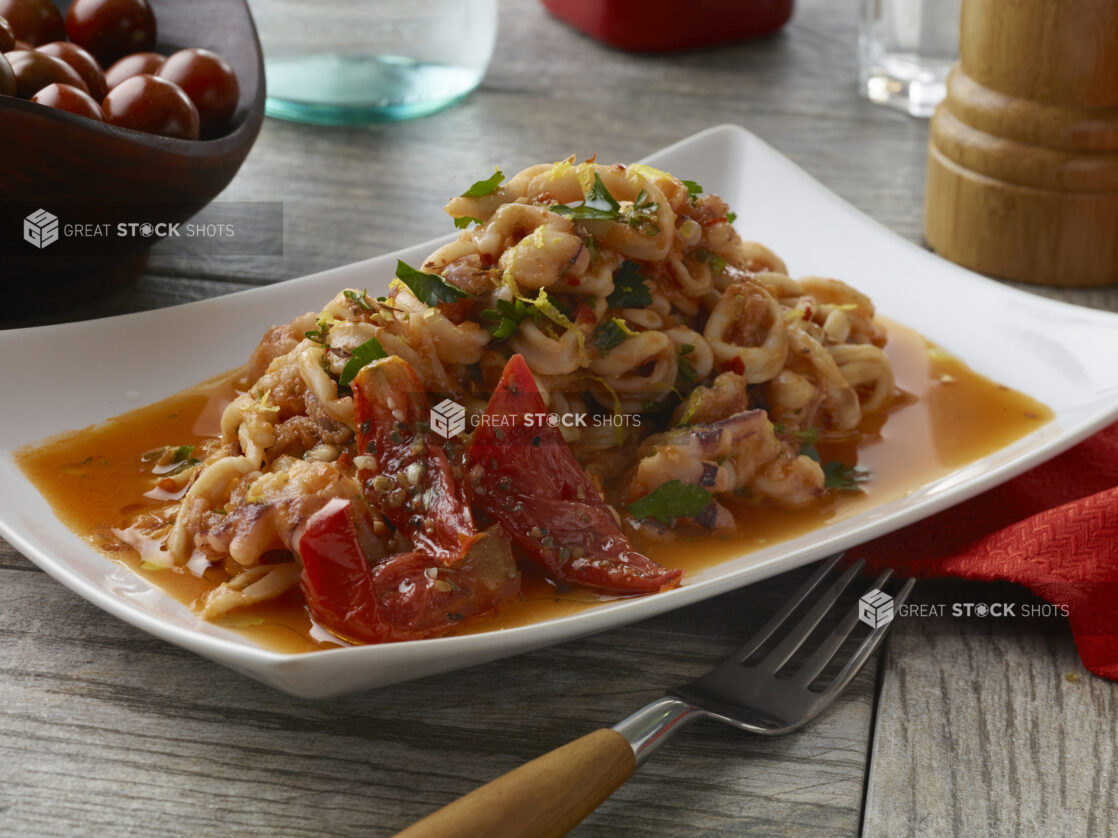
xmin=0 ymin=274 xmax=257 ymax=329
xmin=862 ymin=580 xmax=1118 ymax=838
xmin=0 ymin=546 xmax=877 ymax=837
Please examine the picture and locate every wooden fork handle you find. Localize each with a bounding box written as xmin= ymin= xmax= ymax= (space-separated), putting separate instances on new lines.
xmin=393 ymin=728 xmax=636 ymax=838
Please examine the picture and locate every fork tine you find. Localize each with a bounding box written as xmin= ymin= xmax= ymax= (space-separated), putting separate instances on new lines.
xmin=790 ymin=568 xmax=894 ymax=689
xmin=731 ymin=553 xmax=844 ymax=662
xmin=812 ymin=577 xmax=916 ymax=704
xmin=755 ymin=558 xmax=865 ymax=673
xmin=668 ymin=568 xmax=914 ymax=737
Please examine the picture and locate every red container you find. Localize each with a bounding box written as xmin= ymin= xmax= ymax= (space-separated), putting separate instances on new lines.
xmin=540 ymin=0 xmax=794 ymax=52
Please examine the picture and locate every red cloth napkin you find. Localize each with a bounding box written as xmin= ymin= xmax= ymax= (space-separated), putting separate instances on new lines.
xmin=855 ymin=420 xmax=1118 ymax=680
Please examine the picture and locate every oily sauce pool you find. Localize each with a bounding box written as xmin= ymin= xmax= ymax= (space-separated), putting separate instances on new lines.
xmin=17 ymin=320 xmax=1052 ymax=652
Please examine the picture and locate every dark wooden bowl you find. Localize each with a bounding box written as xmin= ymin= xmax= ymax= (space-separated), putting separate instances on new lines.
xmin=0 ymin=0 xmax=265 ymax=307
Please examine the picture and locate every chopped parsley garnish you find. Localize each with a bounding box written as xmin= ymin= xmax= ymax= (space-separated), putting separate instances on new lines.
xmin=550 ymin=172 xmax=621 ymax=221
xmin=629 ymin=479 xmax=712 ymax=524
xmin=394 ymin=260 xmax=472 ymax=307
xmin=549 ymin=293 xmax=579 ymax=321
xmin=453 ymin=216 xmax=482 ymax=229
xmin=782 ymin=428 xmax=868 ymax=491
xmin=460 ymin=169 xmax=504 ymax=197
xmin=725 ymin=211 xmax=737 ymax=224
xmin=677 ymin=343 xmax=699 ymax=387
xmin=625 ymin=190 xmax=660 ymax=234
xmin=589 ymin=375 xmax=625 ymax=443
xmin=343 ymin=288 xmax=375 ymax=311
xmin=792 ymin=427 xmax=819 ymax=444
xmin=676 ymin=389 xmax=702 ymax=427
xmin=153 ymin=445 xmax=200 ymax=475
xmin=519 ymin=289 xmax=573 ymax=331
xmin=550 ymin=173 xmax=659 ymax=233
xmin=606 ymin=260 xmax=653 ymax=308
xmin=681 ymin=179 xmax=703 ymax=202
xmin=482 ymin=291 xmax=578 ymax=339
xmin=591 ymin=318 xmax=632 ymax=353
xmin=693 ymin=248 xmax=725 ymax=275
xmin=782 ymin=427 xmax=821 ymax=462
xmin=789 ymin=435 xmax=820 ymax=466
xmin=171 ymin=445 xmax=194 ymax=462
xmin=823 ymin=461 xmax=870 ymax=492
xmin=339 ymin=337 xmax=388 ymax=387
xmin=583 ymin=235 xmax=600 ymax=262
xmin=165 ymin=457 xmax=201 ymax=476
xmin=304 ymin=313 xmax=335 ymax=344
xmin=481 ymin=298 xmax=532 ymax=339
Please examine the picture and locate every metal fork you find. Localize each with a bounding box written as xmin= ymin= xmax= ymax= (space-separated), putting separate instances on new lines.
xmin=395 ymin=555 xmax=914 ymax=838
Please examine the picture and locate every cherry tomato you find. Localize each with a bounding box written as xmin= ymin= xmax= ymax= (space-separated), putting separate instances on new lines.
xmin=31 ymin=81 xmax=103 ymax=120
xmin=0 ymin=15 xmax=15 ymax=52
xmin=465 ymin=354 xmax=683 ymax=594
xmin=157 ymin=48 xmax=238 ymax=138
xmin=65 ymin=0 xmax=155 ymax=67
xmin=102 ymin=73 xmax=199 ymax=140
xmin=36 ymin=40 xmax=106 ymax=100
xmin=0 ymin=51 xmax=13 ymax=96
xmin=5 ymin=49 xmax=88 ymax=98
xmin=103 ymin=49 xmax=162 ymax=89
xmin=0 ymin=0 xmax=64 ymax=46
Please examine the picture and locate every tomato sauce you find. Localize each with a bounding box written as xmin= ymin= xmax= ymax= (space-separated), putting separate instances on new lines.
xmin=16 ymin=319 xmax=1052 ymax=652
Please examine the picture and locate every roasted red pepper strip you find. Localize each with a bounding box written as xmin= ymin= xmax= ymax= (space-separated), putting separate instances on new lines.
xmin=351 ymin=357 xmax=478 ymax=562
xmin=298 ymin=498 xmax=392 ymax=641
xmin=465 ymin=354 xmax=682 ymax=594
xmin=297 ymin=498 xmax=520 ymax=644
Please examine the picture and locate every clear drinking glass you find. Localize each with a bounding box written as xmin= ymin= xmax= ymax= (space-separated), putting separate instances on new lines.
xmin=858 ymin=0 xmax=961 ymax=118
xmin=251 ymin=0 xmax=499 ymax=125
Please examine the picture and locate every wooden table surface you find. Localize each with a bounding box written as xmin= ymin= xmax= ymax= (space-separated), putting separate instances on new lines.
xmin=3 ymin=1 xmax=1117 ymax=835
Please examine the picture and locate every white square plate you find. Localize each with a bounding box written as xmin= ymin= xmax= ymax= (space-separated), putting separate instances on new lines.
xmin=3 ymin=125 xmax=1117 ymax=697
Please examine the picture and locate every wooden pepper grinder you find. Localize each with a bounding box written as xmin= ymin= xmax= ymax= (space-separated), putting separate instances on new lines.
xmin=924 ymin=0 xmax=1118 ymax=286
